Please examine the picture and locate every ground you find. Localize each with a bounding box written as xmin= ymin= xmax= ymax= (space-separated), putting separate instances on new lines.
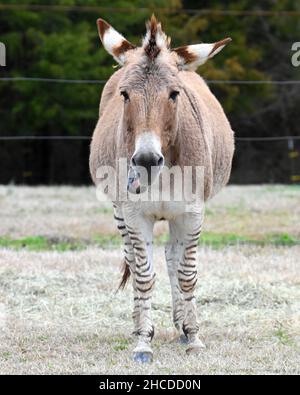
xmin=0 ymin=185 xmax=299 ymax=374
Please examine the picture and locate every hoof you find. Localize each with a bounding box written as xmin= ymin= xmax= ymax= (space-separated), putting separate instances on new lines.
xmin=186 ymin=339 xmax=206 ymax=355
xmin=179 ymin=334 xmax=189 ymax=344
xmin=133 ymin=351 xmax=153 ymax=363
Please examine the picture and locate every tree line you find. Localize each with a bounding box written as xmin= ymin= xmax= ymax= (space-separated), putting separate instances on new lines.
xmin=0 ymin=0 xmax=300 ymax=184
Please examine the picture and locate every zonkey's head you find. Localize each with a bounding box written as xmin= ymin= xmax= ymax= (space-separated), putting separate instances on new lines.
xmin=97 ymin=15 xmax=231 ymax=193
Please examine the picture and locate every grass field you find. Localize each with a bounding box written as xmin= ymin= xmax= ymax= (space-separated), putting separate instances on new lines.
xmin=0 ymin=185 xmax=299 ymax=374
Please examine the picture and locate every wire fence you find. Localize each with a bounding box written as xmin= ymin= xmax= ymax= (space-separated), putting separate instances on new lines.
xmin=1 ymin=77 xmax=300 ymax=85
xmin=1 ymin=135 xmax=299 ymax=184
xmin=1 ymin=135 xmax=300 ymax=142
xmin=1 ymin=4 xmax=300 ymax=16
xmin=0 ymin=78 xmax=299 ymax=182
xmin=1 ymin=75 xmax=299 ymax=184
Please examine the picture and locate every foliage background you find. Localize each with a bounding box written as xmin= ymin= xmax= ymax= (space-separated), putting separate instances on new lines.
xmin=0 ymin=0 xmax=300 ymax=184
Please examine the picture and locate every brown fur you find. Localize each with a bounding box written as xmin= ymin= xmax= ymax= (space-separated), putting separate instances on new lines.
xmin=117 ymin=260 xmax=131 ymax=291
xmin=114 ymin=40 xmax=136 ymax=58
xmin=209 ymin=37 xmax=232 ymax=56
xmin=173 ymin=46 xmax=198 ymax=64
xmin=97 ymin=18 xmax=110 ymax=40
xmin=144 ymin=15 xmax=161 ymax=60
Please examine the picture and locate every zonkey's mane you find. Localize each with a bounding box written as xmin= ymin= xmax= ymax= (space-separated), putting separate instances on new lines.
xmin=143 ymin=15 xmax=170 ymax=60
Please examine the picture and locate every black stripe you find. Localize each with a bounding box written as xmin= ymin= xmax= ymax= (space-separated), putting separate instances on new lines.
xmin=184 ymin=256 xmax=196 ymax=261
xmin=135 ymin=277 xmax=155 ymax=285
xmin=114 ymin=215 xmax=124 ymax=221
xmin=135 ymin=253 xmax=147 ymax=261
xmin=187 ymin=230 xmax=201 ymax=237
xmin=125 ymin=256 xmax=135 ymax=264
xmin=174 ymin=309 xmax=183 ymax=319
xmin=178 ymin=269 xmax=196 ymax=276
xmin=178 ymin=273 xmax=197 ymax=283
xmin=124 ymin=249 xmax=134 ymax=255
xmin=136 ymin=271 xmax=152 ymax=278
xmin=185 ymin=295 xmax=195 ymax=302
xmin=182 ymin=323 xmax=198 ymax=337
xmin=134 ymin=246 xmax=146 ymax=252
xmin=176 ymin=285 xmax=183 ymax=294
xmin=187 ymin=236 xmax=200 ymax=243
xmin=136 ymin=266 xmax=150 ymax=275
xmin=180 ymin=279 xmax=198 ymax=292
xmin=185 ymin=244 xmax=198 ymax=251
xmin=130 ymin=237 xmax=142 ymax=243
xmin=136 ymin=260 xmax=148 ymax=268
xmin=128 ymin=229 xmax=138 ymax=235
xmin=180 ymin=273 xmax=197 ymax=283
xmin=138 ymin=326 xmax=154 ymax=341
xmin=181 ymin=262 xmax=196 ymax=268
xmin=136 ymin=284 xmax=154 ymax=293
xmin=138 ymin=265 xmax=151 ymax=274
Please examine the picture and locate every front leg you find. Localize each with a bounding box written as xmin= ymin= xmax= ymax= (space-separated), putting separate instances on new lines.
xmin=113 ymin=205 xmax=141 ymax=334
xmin=169 ymin=212 xmax=205 ymax=353
xmin=123 ymin=210 xmax=155 ymax=362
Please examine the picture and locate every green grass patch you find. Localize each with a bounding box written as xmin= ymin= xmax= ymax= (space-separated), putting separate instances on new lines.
xmin=0 ymin=232 xmax=299 ymax=252
xmin=199 ymin=232 xmax=252 ymax=248
xmin=262 ymin=185 xmax=300 ymax=193
xmin=0 ymin=236 xmax=48 ymax=251
xmin=199 ymin=232 xmax=300 ymax=248
xmin=274 ymin=328 xmax=294 ymax=346
xmin=268 ymin=233 xmax=299 ymax=246
xmin=0 ymin=236 xmax=86 ymax=252
xmin=92 ymin=207 xmax=113 ymax=214
xmin=155 ymin=232 xmax=300 ymax=248
xmin=1 ymin=351 xmax=12 ymax=361
xmin=112 ymin=338 xmax=130 ymax=352
xmin=92 ymin=234 xmax=121 ymax=248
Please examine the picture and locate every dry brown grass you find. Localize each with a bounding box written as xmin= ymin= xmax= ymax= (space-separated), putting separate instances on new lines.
xmin=1 ymin=184 xmax=299 ymax=240
xmin=0 ymin=185 xmax=299 ymax=374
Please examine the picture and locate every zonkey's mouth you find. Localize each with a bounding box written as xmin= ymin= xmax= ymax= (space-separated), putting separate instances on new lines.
xmin=127 ymin=165 xmax=164 ymax=194
xmin=127 ymin=166 xmax=142 ymax=194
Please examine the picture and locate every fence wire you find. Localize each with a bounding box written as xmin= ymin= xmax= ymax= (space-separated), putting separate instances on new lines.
xmin=1 ymin=135 xmax=300 ymax=142
xmin=1 ymin=4 xmax=300 ymax=16
xmin=1 ymin=77 xmax=300 ymax=85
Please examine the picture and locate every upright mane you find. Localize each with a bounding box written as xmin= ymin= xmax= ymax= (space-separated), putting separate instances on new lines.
xmin=143 ymin=15 xmax=170 ymax=61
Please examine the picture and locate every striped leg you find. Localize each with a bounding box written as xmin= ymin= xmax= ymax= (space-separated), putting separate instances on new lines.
xmin=169 ymin=213 xmax=205 ymax=353
xmin=165 ymin=237 xmax=185 ymax=341
xmin=123 ymin=213 xmax=155 ymax=362
xmin=113 ymin=206 xmax=140 ymax=334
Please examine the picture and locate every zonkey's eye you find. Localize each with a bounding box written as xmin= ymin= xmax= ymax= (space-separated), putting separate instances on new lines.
xmin=120 ymin=90 xmax=130 ymax=101
xmin=169 ymin=90 xmax=180 ymax=102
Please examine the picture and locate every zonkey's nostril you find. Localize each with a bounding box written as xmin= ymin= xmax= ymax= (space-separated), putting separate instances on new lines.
xmin=157 ymin=155 xmax=164 ymax=166
xmin=131 ymin=156 xmax=137 ymax=166
xmin=132 ymin=153 xmax=163 ymax=168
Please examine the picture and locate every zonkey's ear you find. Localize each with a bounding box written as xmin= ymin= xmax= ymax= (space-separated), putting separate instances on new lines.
xmin=97 ymin=18 xmax=136 ymax=65
xmin=173 ymin=38 xmax=232 ymax=71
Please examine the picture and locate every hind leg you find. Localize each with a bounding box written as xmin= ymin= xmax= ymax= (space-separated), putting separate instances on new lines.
xmin=113 ymin=205 xmax=140 ymax=334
